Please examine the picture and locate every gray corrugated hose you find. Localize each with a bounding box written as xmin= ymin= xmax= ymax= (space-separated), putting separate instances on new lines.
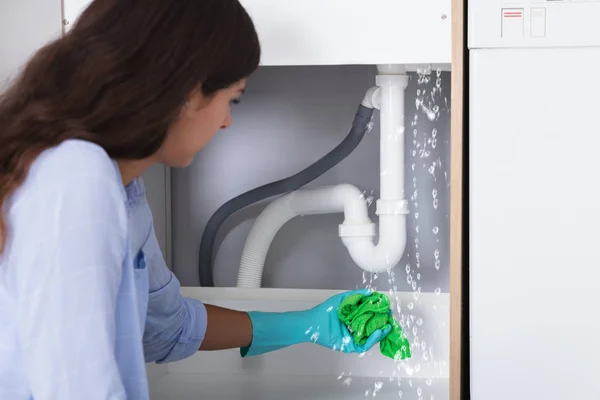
xmin=198 ymin=104 xmax=375 ymax=286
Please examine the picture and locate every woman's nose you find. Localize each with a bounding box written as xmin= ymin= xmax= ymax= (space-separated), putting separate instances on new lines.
xmin=221 ymin=114 xmax=232 ymax=129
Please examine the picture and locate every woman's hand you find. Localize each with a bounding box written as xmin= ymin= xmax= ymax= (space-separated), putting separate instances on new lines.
xmin=241 ymin=289 xmax=392 ymax=357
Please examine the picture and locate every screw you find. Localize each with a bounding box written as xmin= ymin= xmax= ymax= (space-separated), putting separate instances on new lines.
xmin=63 ymin=19 xmax=69 ymax=26
xmin=441 ymin=14 xmax=447 ymax=20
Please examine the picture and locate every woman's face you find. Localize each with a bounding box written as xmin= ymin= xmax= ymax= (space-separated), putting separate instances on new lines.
xmin=156 ymin=79 xmax=247 ymax=167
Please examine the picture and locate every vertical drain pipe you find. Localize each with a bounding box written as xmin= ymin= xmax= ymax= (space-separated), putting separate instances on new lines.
xmin=339 ymin=64 xmax=409 ymax=272
xmin=378 ymin=64 xmax=408 ymax=206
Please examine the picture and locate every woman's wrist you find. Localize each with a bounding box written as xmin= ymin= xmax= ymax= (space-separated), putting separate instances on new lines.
xmin=199 ymin=305 xmax=253 ymax=351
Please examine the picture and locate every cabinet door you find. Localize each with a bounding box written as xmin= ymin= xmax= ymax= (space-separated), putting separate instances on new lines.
xmin=470 ymin=48 xmax=600 ymax=399
xmin=62 ymin=0 xmax=451 ymax=66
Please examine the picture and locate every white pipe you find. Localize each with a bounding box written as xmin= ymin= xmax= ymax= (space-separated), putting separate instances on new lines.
xmin=339 ymin=216 xmax=407 ymax=273
xmin=377 ymin=65 xmax=407 ymax=200
xmin=237 ymin=67 xmax=410 ymax=287
xmin=237 ymin=184 xmax=374 ymax=288
xmin=338 ymin=66 xmax=409 ymax=273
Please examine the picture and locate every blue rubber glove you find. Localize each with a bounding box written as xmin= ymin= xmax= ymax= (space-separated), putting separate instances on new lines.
xmin=241 ymin=289 xmax=392 ymax=357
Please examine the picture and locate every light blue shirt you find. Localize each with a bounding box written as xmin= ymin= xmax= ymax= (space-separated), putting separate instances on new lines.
xmin=0 ymin=139 xmax=208 ymax=399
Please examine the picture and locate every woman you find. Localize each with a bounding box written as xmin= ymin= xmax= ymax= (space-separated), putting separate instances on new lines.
xmin=0 ymin=0 xmax=391 ymax=398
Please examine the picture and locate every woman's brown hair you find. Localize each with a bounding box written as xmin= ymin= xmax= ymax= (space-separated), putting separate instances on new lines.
xmin=0 ymin=0 xmax=261 ymax=252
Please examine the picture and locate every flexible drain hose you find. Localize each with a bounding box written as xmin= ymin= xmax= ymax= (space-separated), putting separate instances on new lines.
xmin=198 ymin=104 xmax=375 ymax=286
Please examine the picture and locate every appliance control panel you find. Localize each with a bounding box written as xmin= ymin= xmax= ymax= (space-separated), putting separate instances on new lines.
xmin=469 ymin=0 xmax=600 ymax=49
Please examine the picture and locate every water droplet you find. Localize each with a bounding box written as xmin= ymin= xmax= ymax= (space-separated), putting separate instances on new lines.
xmin=417 ymin=318 xmax=423 ymax=326
xmin=432 ymin=226 xmax=439 ymax=235
xmin=326 ymin=306 xmax=333 ymax=312
xmin=434 ymin=287 xmax=441 ymax=295
xmin=343 ymin=377 xmax=352 ymax=387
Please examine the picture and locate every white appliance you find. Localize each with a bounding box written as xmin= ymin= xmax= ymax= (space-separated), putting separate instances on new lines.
xmin=469 ymin=0 xmax=600 ymax=398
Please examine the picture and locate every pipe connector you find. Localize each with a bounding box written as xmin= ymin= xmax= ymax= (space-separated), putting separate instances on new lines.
xmin=376 ymin=74 xmax=409 ymax=89
xmin=340 ymin=215 xmax=408 ymax=273
xmin=362 ymin=86 xmax=381 ymax=109
xmin=377 ymin=64 xmax=407 ymax=75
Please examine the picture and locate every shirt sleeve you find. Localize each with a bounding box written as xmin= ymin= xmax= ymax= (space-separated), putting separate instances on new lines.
xmin=134 ymin=191 xmax=208 ymax=364
xmin=15 ymin=173 xmax=128 ymax=400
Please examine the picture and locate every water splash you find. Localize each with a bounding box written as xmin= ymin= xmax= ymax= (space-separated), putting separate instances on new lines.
xmin=336 ymin=69 xmax=450 ymax=399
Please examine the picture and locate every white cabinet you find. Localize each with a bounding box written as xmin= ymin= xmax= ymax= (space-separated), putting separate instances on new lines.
xmin=0 ymin=0 xmax=62 ymax=84
xmin=239 ymin=0 xmax=450 ymax=66
xmin=63 ymin=0 xmax=451 ymax=66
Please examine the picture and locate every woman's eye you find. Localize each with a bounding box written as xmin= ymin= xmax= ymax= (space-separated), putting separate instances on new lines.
xmin=231 ymin=98 xmax=241 ymax=105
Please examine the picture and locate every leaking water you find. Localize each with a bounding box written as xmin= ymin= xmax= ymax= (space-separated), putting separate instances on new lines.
xmin=338 ymin=68 xmax=451 ymax=399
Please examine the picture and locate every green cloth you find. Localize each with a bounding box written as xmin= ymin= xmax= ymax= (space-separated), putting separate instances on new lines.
xmin=338 ymin=291 xmax=411 ymax=360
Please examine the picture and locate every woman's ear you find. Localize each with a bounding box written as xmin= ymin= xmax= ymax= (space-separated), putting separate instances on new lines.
xmin=186 ymin=90 xmax=212 ymax=112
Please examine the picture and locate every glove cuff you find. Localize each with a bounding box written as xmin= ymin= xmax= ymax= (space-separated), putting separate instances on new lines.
xmin=240 ymin=310 xmax=310 ymax=357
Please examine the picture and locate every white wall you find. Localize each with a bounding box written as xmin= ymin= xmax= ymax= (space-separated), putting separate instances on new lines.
xmin=171 ymin=65 xmax=452 ymax=292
